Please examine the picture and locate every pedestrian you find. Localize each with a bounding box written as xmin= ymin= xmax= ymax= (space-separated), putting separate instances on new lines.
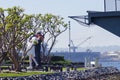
xmin=26 ymin=36 xmax=39 ymax=69
xmin=34 ymin=32 xmax=44 ymax=68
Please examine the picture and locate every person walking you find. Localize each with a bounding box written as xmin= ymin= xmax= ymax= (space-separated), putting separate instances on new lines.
xmin=26 ymin=36 xmax=39 ymax=69
xmin=34 ymin=32 xmax=44 ymax=68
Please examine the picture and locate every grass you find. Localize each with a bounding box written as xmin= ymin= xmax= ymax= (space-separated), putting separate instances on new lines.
xmin=63 ymin=67 xmax=86 ymax=71
xmin=77 ymin=67 xmax=86 ymax=71
xmin=0 ymin=67 xmax=86 ymax=77
xmin=0 ymin=71 xmax=53 ymax=77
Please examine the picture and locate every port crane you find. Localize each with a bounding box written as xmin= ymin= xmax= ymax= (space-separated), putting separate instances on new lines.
xmin=68 ymin=21 xmax=92 ymax=53
xmin=70 ymin=36 xmax=92 ymax=52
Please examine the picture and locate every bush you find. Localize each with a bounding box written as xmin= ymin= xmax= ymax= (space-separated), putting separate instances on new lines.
xmin=50 ymin=56 xmax=71 ymax=66
xmin=51 ymin=56 xmax=64 ymax=61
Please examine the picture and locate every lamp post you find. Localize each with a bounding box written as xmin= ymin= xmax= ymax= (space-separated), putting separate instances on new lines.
xmin=68 ymin=21 xmax=71 ymax=61
xmin=104 ymin=0 xmax=106 ymax=12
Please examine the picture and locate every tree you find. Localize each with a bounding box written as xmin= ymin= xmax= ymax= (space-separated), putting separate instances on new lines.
xmin=0 ymin=6 xmax=68 ymax=71
xmin=0 ymin=6 xmax=33 ymax=71
xmin=31 ymin=14 xmax=68 ymax=63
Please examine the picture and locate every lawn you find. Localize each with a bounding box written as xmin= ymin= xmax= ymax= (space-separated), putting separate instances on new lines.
xmin=63 ymin=67 xmax=86 ymax=71
xmin=0 ymin=67 xmax=86 ymax=77
xmin=0 ymin=71 xmax=53 ymax=77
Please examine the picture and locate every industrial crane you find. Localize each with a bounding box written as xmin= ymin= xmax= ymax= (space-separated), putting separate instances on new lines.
xmin=68 ymin=21 xmax=92 ymax=53
xmin=70 ymin=36 xmax=92 ymax=52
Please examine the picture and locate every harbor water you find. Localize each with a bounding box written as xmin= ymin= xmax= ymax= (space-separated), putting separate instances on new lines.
xmin=99 ymin=61 xmax=120 ymax=70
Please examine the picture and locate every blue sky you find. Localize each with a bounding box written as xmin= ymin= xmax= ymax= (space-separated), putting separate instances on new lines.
xmin=1 ymin=0 xmax=120 ymax=48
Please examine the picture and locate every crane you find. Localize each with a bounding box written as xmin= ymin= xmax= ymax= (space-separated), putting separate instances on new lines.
xmin=68 ymin=21 xmax=92 ymax=53
xmin=70 ymin=36 xmax=92 ymax=52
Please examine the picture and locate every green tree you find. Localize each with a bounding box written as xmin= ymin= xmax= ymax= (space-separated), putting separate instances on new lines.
xmin=32 ymin=14 xmax=68 ymax=63
xmin=0 ymin=6 xmax=68 ymax=71
xmin=43 ymin=14 xmax=68 ymax=63
xmin=0 ymin=6 xmax=33 ymax=71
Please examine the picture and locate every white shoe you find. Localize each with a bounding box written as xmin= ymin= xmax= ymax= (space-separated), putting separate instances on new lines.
xmin=35 ymin=64 xmax=39 ymax=68
xmin=36 ymin=64 xmax=39 ymax=66
xmin=27 ymin=66 xmax=33 ymax=70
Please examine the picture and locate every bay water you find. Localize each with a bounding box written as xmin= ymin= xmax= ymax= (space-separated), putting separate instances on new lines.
xmin=99 ymin=61 xmax=120 ymax=70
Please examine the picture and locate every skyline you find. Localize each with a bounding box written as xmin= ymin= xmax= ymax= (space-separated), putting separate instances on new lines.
xmin=1 ymin=0 xmax=120 ymax=49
